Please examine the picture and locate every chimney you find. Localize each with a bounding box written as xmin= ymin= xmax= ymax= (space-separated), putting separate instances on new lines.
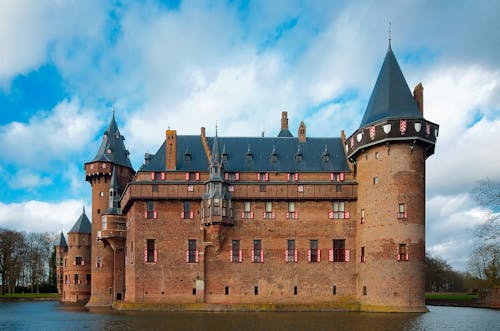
xmin=281 ymin=111 xmax=289 ymax=130
xmin=166 ymin=129 xmax=177 ymax=170
xmin=413 ymin=83 xmax=424 ymax=114
xmin=298 ymin=121 xmax=306 ymax=143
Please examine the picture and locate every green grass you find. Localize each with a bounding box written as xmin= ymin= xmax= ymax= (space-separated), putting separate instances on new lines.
xmin=425 ymin=293 xmax=479 ymax=300
xmin=0 ymin=293 xmax=59 ymax=299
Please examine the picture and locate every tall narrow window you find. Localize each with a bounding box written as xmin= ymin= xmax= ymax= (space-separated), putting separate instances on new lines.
xmin=332 ymin=201 xmax=345 ymax=219
xmin=253 ymin=240 xmax=262 ymax=263
xmin=286 ymin=239 xmax=297 ymax=262
xmin=146 ymin=239 xmax=156 ymax=263
xmin=309 ymin=240 xmax=319 ymax=262
xmin=264 ymin=202 xmax=273 ymax=219
xmin=360 ymin=208 xmax=365 ymax=224
xmin=333 ymin=239 xmax=345 ymax=262
xmin=145 ymin=201 xmax=156 ymax=219
xmin=231 ymin=240 xmax=242 ymax=263
xmin=398 ymin=244 xmax=408 ymax=261
xmin=287 ymin=202 xmax=296 ymax=219
xmin=74 ymin=274 xmax=79 ymax=285
xmin=398 ymin=203 xmax=407 ymax=219
xmin=243 ymin=201 xmax=253 ymax=219
xmin=188 ymin=239 xmax=197 ymax=263
xmin=86 ymin=274 xmax=91 ymax=285
xmin=213 ymin=198 xmax=220 ymax=216
xmin=182 ymin=201 xmax=192 ymax=219
xmin=360 ymin=246 xmax=366 ymax=263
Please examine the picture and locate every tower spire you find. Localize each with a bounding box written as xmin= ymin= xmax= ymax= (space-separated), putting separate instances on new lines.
xmin=388 ymin=21 xmax=392 ymax=50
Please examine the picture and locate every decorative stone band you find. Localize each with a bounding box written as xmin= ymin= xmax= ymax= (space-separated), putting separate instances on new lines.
xmin=346 ymin=118 xmax=439 ymax=160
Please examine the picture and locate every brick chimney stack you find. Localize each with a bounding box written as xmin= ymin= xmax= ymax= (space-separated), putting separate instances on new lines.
xmin=413 ymin=83 xmax=424 ymax=114
xmin=298 ymin=121 xmax=306 ymax=143
xmin=281 ymin=111 xmax=289 ymax=130
xmin=166 ymin=129 xmax=177 ymax=170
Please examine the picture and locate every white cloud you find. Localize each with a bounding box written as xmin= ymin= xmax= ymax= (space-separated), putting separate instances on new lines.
xmin=0 ymin=199 xmax=90 ymax=234
xmin=7 ymin=169 xmax=52 ymax=190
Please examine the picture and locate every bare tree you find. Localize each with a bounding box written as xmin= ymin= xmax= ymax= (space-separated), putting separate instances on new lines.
xmin=0 ymin=229 xmax=27 ymax=294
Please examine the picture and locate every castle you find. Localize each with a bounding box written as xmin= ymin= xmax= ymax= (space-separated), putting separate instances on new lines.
xmin=56 ymin=44 xmax=438 ymax=312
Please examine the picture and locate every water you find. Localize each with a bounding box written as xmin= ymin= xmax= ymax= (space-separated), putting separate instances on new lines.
xmin=0 ymin=301 xmax=498 ymax=331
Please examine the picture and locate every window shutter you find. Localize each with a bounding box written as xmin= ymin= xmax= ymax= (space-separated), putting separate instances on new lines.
xmin=330 ymin=173 xmax=334 ymax=181
xmin=224 ymin=173 xmax=229 ymax=180
xmin=190 ymin=211 xmax=194 ymax=219
xmin=295 ymin=212 xmax=299 ymax=220
xmin=241 ymin=212 xmax=245 ymax=219
xmin=257 ymin=173 xmax=261 ymax=181
xmin=238 ymin=249 xmax=243 ymax=262
xmin=73 ymin=261 xmax=76 ymax=265
xmin=195 ymin=250 xmax=199 ymax=263
xmin=294 ymin=173 xmax=299 ymax=181
xmin=153 ymin=211 xmax=158 ymax=219
xmin=195 ymin=172 xmax=200 ymax=181
xmin=185 ymin=172 xmax=190 ymax=181
xmin=185 ymin=251 xmax=189 ymax=262
xmin=340 ymin=173 xmax=345 ymax=182
xmin=161 ymin=172 xmax=166 ymax=180
xmin=235 ymin=173 xmax=240 ymax=181
xmin=250 ymin=211 xmax=254 ymax=219
xmin=405 ymin=253 xmax=409 ymax=261
xmin=286 ymin=211 xmax=290 ymax=219
xmin=345 ymin=249 xmax=350 ymax=262
xmin=181 ymin=212 xmax=184 ymax=219
xmin=272 ymin=211 xmax=275 ymax=219
xmin=81 ymin=260 xmax=85 ymax=266
xmin=144 ymin=211 xmax=148 ymax=218
xmin=265 ymin=173 xmax=269 ymax=181
xmin=262 ymin=211 xmax=266 ymax=219
xmin=294 ymin=249 xmax=298 ymax=262
xmin=344 ymin=211 xmax=350 ymax=219
xmin=397 ymin=253 xmax=401 ymax=261
xmin=251 ymin=250 xmax=255 ymax=262
xmin=404 ymin=212 xmax=408 ymax=219
xmin=230 ymin=250 xmax=233 ymax=262
xmin=144 ymin=250 xmax=148 ymax=262
xmin=154 ymin=249 xmax=158 ymax=262
xmin=287 ymin=173 xmax=290 ymax=181
xmin=328 ymin=211 xmax=334 ymax=219
xmin=318 ymin=249 xmax=321 ymax=262
xmin=151 ymin=172 xmax=155 ymax=180
xmin=285 ymin=250 xmax=288 ymax=262
xmin=307 ymin=250 xmax=311 ymax=262
xmin=328 ymin=249 xmax=334 ymax=262
xmin=260 ymin=250 xmax=264 ymax=262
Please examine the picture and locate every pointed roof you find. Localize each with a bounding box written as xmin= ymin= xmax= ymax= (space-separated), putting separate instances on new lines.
xmin=110 ymin=166 xmax=119 ymax=191
xmin=210 ymin=127 xmax=220 ymax=165
xmin=69 ymin=207 xmax=91 ymax=234
xmin=278 ymin=128 xmax=293 ymax=137
xmin=57 ymin=232 xmax=67 ymax=247
xmin=91 ymin=111 xmax=134 ymax=169
xmin=358 ymin=46 xmax=423 ymax=128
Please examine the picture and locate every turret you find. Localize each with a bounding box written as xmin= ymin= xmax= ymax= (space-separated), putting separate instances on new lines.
xmin=55 ymin=232 xmax=67 ymax=295
xmin=346 ymin=44 xmax=438 ymax=312
xmin=84 ymin=111 xmax=135 ymax=307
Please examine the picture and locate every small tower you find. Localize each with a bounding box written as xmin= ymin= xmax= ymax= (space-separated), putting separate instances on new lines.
xmin=84 ymin=111 xmax=135 ymax=307
xmin=62 ymin=207 xmax=91 ymax=303
xmin=201 ymin=129 xmax=233 ymax=252
xmin=55 ymin=232 xmax=67 ymax=296
xmin=346 ymin=44 xmax=438 ymax=312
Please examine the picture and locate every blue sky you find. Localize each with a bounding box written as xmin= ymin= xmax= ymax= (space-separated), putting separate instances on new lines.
xmin=0 ymin=0 xmax=499 ymax=271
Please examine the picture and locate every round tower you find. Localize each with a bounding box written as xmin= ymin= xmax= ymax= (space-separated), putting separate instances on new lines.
xmin=347 ymin=45 xmax=438 ymax=312
xmin=55 ymin=232 xmax=67 ymax=296
xmin=84 ymin=112 xmax=135 ymax=307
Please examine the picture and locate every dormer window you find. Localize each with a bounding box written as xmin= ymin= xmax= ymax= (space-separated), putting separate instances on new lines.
xmin=184 ymin=153 xmax=192 ymax=162
xmin=295 ymin=154 xmax=303 ymax=162
xmin=246 ymin=144 xmax=253 ymax=161
xmin=321 ymin=145 xmax=329 ymax=162
xmin=107 ymin=148 xmax=112 ymax=154
xmin=222 ymin=153 xmax=228 ymax=162
xmin=271 ymin=154 xmax=278 ymax=162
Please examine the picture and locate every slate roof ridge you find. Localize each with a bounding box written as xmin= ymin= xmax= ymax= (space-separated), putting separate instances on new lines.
xmin=358 ymin=45 xmax=423 ymax=128
xmin=69 ymin=206 xmax=92 ymax=234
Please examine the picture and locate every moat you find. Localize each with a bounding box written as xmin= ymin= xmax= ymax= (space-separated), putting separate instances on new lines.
xmin=0 ymin=301 xmax=498 ymax=330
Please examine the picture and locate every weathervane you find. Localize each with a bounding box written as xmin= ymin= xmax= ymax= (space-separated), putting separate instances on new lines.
xmin=388 ymin=22 xmax=392 ymax=48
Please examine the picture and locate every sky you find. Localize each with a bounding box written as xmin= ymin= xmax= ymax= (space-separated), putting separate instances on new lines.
xmin=0 ymin=0 xmax=499 ymax=272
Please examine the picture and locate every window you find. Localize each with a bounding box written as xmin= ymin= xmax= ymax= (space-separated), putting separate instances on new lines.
xmin=152 ymin=184 xmax=159 ymax=192
xmin=330 ymin=172 xmax=345 ymax=182
xmin=74 ymin=274 xmax=79 ymax=285
xmin=252 ymin=240 xmax=263 ymax=263
xmin=360 ymin=246 xmax=366 ymax=263
xmin=258 ymin=173 xmax=269 ymax=182
xmin=332 ymin=239 xmax=346 ymax=262
xmin=242 ymin=202 xmax=253 ymax=219
xmin=152 ymin=172 xmax=163 ymax=180
xmin=288 ymin=173 xmax=299 ymax=182
xmin=222 ymin=153 xmax=228 ymax=162
xmin=185 ymin=153 xmax=192 ymax=162
xmin=336 ymin=184 xmax=342 ymax=193
xmin=333 ymin=286 xmax=336 ymax=295
xmin=360 ymin=208 xmax=365 ymax=224
xmin=286 ymin=240 xmax=297 ymax=263
xmin=398 ymin=244 xmax=408 ymax=261
xmin=260 ymin=184 xmax=266 ymax=192
xmin=375 ymin=152 xmax=380 ymax=159
xmin=96 ymin=256 xmax=102 ymax=268
xmin=254 ymin=286 xmax=259 ymax=295
xmin=182 ymin=201 xmax=193 ymax=219
xmin=363 ymin=286 xmax=367 ymax=296
xmin=144 ymin=201 xmax=157 ymax=219
xmin=224 ymin=172 xmax=240 ymax=181
xmin=330 ymin=201 xmax=346 ymax=219
xmin=286 ymin=202 xmax=297 ymax=219
xmin=64 ymin=274 xmax=68 ymax=284
xmin=397 ymin=203 xmax=407 ymax=219
xmin=294 ymin=286 xmax=298 ymax=295
xmin=145 ymin=239 xmax=157 ymax=263
xmin=75 ymin=256 xmax=82 ymax=266
xmin=225 ymin=286 xmax=229 ymax=295
xmin=373 ymin=177 xmax=379 ymax=184
xmin=187 ymin=239 xmax=198 ymax=263
xmin=308 ymin=240 xmax=320 ymax=262
xmin=231 ymin=240 xmax=242 ymax=263
xmin=86 ymin=274 xmax=91 ymax=285
xmin=185 ymin=172 xmax=200 ymax=181
xmin=263 ymin=202 xmax=274 ymax=219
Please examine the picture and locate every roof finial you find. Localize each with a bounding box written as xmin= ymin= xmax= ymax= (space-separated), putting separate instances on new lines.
xmin=388 ymin=21 xmax=392 ymax=49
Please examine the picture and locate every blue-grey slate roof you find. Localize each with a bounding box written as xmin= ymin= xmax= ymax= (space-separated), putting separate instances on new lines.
xmin=69 ymin=208 xmax=91 ymax=234
xmin=91 ymin=113 xmax=134 ymax=169
xmin=58 ymin=232 xmax=67 ymax=247
xmin=140 ymin=135 xmax=350 ymax=173
xmin=359 ymin=46 xmax=423 ymax=128
xmin=277 ymin=128 xmax=293 ymax=137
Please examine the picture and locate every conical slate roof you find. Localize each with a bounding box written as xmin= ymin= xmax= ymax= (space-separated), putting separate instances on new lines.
xmin=277 ymin=128 xmax=293 ymax=137
xmin=57 ymin=232 xmax=67 ymax=247
xmin=91 ymin=112 xmax=134 ymax=169
xmin=69 ymin=207 xmax=91 ymax=234
xmin=359 ymin=46 xmax=423 ymax=128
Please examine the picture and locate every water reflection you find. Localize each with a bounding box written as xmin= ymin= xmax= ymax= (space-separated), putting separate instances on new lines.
xmin=0 ymin=301 xmax=498 ymax=331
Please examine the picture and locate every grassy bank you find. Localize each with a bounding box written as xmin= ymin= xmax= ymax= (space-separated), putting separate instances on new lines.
xmin=425 ymin=293 xmax=479 ymax=300
xmin=0 ymin=293 xmax=59 ymax=299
